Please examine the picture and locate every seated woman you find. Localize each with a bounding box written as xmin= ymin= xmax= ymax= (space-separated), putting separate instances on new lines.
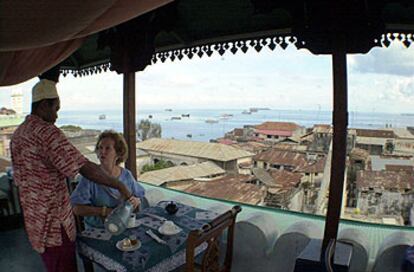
xmin=71 ymin=130 xmax=145 ymax=229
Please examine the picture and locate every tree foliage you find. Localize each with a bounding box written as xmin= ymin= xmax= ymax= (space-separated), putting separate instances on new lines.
xmin=137 ymin=119 xmax=162 ymax=141
xmin=60 ymin=125 xmax=82 ymax=131
xmin=385 ymin=141 xmax=395 ymax=154
xmin=141 ymin=160 xmax=174 ymax=173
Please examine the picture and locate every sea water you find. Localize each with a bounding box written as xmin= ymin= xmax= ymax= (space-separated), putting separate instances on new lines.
xmin=56 ymin=109 xmax=414 ymax=142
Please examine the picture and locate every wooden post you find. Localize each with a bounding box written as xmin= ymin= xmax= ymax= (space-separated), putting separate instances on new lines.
xmin=322 ymin=34 xmax=348 ymax=255
xmin=123 ymin=72 xmax=137 ymax=179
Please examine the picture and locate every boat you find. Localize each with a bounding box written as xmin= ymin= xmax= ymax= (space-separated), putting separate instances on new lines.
xmin=181 ymin=114 xmax=190 ymax=117
xmin=205 ymin=119 xmax=219 ymax=124
xmin=148 ymin=115 xmax=153 ymax=119
xmin=165 ymin=109 xmax=173 ymax=112
xmin=171 ymin=116 xmax=181 ymax=120
xmin=220 ymin=113 xmax=233 ymax=118
xmin=99 ymin=114 xmax=106 ymax=120
xmin=186 ymin=134 xmax=192 ymax=138
xmin=241 ymin=110 xmax=251 ymax=114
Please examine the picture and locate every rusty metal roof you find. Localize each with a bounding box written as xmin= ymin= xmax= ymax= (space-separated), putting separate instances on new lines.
xmin=268 ymin=169 xmax=303 ymax=189
xmin=136 ymin=138 xmax=253 ymax=162
xmin=253 ymin=148 xmax=307 ymax=170
xmin=138 ymin=161 xmax=225 ymax=186
xmin=356 ymin=129 xmax=396 ymax=138
xmin=356 ymin=170 xmax=414 ymax=190
xmin=230 ymin=141 xmax=268 ymax=154
xmin=255 ymin=121 xmax=300 ymax=132
xmin=183 ymin=174 xmax=262 ymax=205
xmin=296 ymin=157 xmax=326 ymax=173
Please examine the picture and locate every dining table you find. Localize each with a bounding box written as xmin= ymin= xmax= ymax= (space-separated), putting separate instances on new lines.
xmin=77 ymin=201 xmax=219 ymax=272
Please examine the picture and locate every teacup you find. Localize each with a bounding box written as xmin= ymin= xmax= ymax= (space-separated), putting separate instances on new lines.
xmin=128 ymin=213 xmax=136 ymax=228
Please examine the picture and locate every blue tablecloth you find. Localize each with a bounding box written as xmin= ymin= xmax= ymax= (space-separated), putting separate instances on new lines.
xmin=77 ymin=201 xmax=215 ymax=272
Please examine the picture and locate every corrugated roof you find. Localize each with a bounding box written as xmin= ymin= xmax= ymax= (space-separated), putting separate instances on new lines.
xmin=356 ymin=129 xmax=395 ymax=138
xmin=136 ymin=138 xmax=253 ymax=162
xmin=253 ymin=149 xmax=307 ymax=170
xmin=385 ymin=164 xmax=413 ymax=174
xmin=356 ymin=170 xmax=414 ymax=190
xmin=139 ymin=161 xmax=225 ymax=186
xmin=231 ymin=141 xmax=268 ymax=153
xmin=268 ymin=169 xmax=303 ymax=189
xmin=296 ymin=157 xmax=326 ymax=173
xmin=255 ymin=121 xmax=300 ymax=132
xmin=273 ymin=143 xmax=307 ymax=151
xmin=184 ymin=174 xmax=262 ymax=205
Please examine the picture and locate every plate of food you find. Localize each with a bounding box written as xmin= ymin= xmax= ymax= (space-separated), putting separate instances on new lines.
xmin=158 ymin=220 xmax=181 ymax=236
xmin=116 ymin=237 xmax=141 ymax=251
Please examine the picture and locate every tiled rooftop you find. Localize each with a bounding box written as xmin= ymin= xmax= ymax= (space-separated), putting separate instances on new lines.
xmin=356 ymin=170 xmax=414 ymax=190
xmin=139 ymin=161 xmax=226 ymax=186
xmin=356 ymin=129 xmax=396 ymax=138
xmin=255 ymin=121 xmax=300 ymax=132
xmin=253 ymin=149 xmax=307 ymax=169
xmin=136 ymin=138 xmax=254 ymax=162
xmin=183 ymin=174 xmax=262 ymax=205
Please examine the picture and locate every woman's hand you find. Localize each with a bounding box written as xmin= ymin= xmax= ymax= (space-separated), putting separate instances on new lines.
xmin=128 ymin=196 xmax=141 ymax=210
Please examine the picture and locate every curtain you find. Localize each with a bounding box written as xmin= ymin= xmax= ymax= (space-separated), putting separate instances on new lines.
xmin=0 ymin=0 xmax=173 ymax=86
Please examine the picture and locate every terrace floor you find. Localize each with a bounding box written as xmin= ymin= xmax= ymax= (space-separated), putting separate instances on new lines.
xmin=1 ymin=181 xmax=414 ymax=272
xmin=0 ymin=228 xmax=45 ymax=272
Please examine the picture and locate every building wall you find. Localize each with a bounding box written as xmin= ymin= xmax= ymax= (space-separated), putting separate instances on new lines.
xmin=264 ymin=188 xmax=303 ymax=211
xmin=394 ymin=139 xmax=414 ymax=155
xmin=145 ymin=151 xmax=203 ymax=166
xmin=357 ymin=190 xmax=414 ymax=222
xmin=287 ymin=189 xmax=304 ymax=211
xmin=356 ymin=144 xmax=383 ymax=155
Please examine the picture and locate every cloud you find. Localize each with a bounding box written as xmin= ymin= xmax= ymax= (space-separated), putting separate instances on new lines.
xmin=350 ymin=43 xmax=414 ymax=77
xmin=396 ymin=78 xmax=414 ymax=98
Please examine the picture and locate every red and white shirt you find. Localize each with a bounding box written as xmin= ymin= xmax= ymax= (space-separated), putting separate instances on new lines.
xmin=11 ymin=115 xmax=88 ymax=253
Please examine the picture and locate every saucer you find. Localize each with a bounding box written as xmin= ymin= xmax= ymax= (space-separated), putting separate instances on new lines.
xmin=158 ymin=225 xmax=181 ymax=236
xmin=116 ymin=239 xmax=141 ymax=252
xmin=127 ymin=221 xmax=141 ymax=229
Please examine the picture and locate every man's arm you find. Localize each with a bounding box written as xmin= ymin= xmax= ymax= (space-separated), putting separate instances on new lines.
xmin=73 ymin=204 xmax=113 ymax=218
xmin=79 ymin=161 xmax=131 ymax=200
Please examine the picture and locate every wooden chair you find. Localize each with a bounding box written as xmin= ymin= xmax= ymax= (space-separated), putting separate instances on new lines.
xmin=0 ymin=192 xmax=10 ymax=216
xmin=67 ymin=177 xmax=93 ymax=272
xmin=185 ymin=205 xmax=242 ymax=272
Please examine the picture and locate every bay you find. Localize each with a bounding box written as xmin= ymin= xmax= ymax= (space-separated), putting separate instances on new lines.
xmin=56 ymin=109 xmax=414 ymax=142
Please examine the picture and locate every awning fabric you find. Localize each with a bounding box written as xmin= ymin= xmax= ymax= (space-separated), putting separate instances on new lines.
xmin=0 ymin=0 xmax=173 ymax=86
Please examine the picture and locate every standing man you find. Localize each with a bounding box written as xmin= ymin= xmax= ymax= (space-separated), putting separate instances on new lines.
xmin=10 ymin=78 xmax=133 ymax=272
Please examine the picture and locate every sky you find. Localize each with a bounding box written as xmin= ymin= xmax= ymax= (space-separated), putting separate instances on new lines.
xmin=1 ymin=41 xmax=414 ymax=114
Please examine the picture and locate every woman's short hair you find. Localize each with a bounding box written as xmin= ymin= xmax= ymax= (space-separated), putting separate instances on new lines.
xmin=95 ymin=130 xmax=128 ymax=165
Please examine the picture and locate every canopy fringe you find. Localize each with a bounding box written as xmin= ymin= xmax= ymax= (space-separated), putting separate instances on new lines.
xmin=60 ymin=32 xmax=413 ymax=77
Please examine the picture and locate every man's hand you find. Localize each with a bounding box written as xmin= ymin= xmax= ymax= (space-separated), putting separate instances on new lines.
xmin=128 ymin=196 xmax=141 ymax=210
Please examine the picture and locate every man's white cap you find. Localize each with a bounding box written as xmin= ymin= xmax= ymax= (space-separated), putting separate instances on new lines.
xmin=32 ymin=79 xmax=59 ymax=103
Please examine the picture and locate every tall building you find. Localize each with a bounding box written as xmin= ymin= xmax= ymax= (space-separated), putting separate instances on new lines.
xmin=11 ymin=90 xmax=23 ymax=116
